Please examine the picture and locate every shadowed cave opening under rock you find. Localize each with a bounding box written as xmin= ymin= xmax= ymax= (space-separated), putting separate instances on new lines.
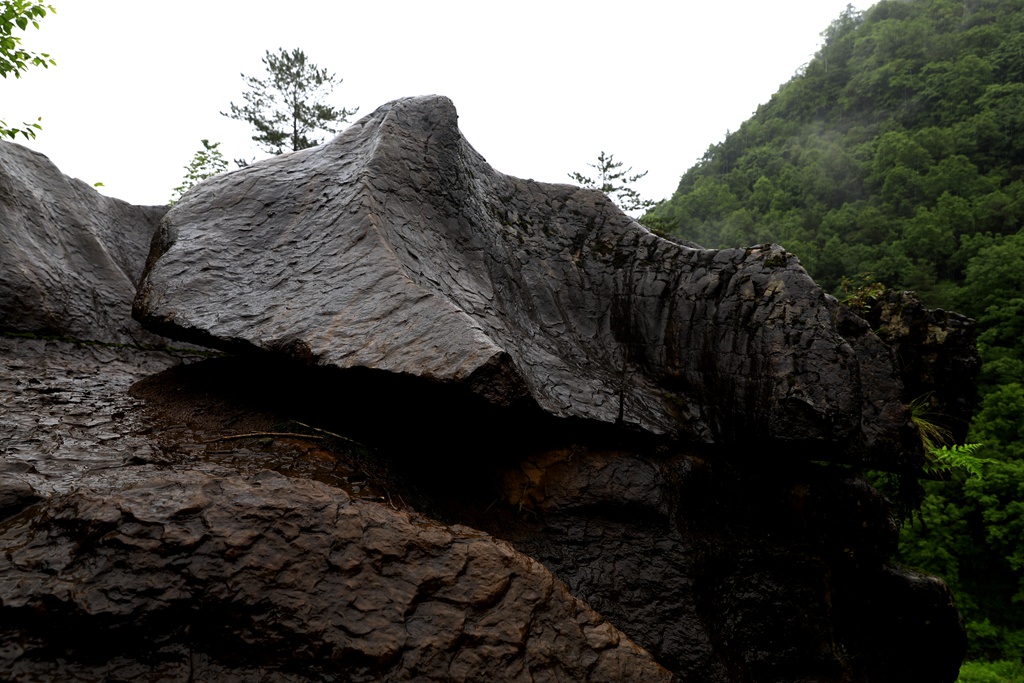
xmin=122 ymin=350 xmax=965 ymax=681
xmin=129 ymin=350 xmax=886 ymax=523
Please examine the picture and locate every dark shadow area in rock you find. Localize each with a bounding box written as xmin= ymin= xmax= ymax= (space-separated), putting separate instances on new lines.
xmin=125 ymin=351 xmax=967 ymax=681
xmin=129 ymin=351 xmax=673 ymax=514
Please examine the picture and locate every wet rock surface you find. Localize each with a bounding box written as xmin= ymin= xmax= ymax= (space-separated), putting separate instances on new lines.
xmin=0 ymin=336 xmax=183 ymax=501
xmin=0 ymin=97 xmax=975 ymax=682
xmin=0 ymin=142 xmax=166 ymax=345
xmin=135 ymin=95 xmax=918 ymax=465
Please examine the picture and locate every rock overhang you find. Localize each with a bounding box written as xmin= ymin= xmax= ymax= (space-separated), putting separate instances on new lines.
xmin=133 ymin=95 xmax=921 ymax=466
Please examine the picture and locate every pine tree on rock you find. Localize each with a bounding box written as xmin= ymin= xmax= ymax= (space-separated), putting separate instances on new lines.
xmin=569 ymin=151 xmax=655 ymax=214
xmin=223 ymin=47 xmax=358 ymax=158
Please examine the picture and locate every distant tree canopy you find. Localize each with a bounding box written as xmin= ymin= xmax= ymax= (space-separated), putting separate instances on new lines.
xmin=644 ymin=0 xmax=1024 ymax=667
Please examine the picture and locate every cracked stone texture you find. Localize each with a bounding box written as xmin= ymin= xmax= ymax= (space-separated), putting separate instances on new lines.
xmin=0 ymin=141 xmax=167 ymax=344
xmin=0 ymin=469 xmax=671 ymax=683
xmin=134 ymin=95 xmax=918 ymax=465
xmin=0 ymin=336 xmax=182 ymax=509
xmin=865 ymin=290 xmax=980 ymax=443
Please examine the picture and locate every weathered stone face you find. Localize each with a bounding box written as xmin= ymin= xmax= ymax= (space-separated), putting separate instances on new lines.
xmin=0 ymin=141 xmax=166 ymax=344
xmin=0 ymin=470 xmax=671 ymax=682
xmin=133 ymin=95 xmax=917 ymax=465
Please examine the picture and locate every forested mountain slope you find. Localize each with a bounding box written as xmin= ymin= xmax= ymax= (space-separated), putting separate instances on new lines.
xmin=646 ymin=0 xmax=1024 ymax=673
xmin=647 ymin=0 xmax=1023 ymax=307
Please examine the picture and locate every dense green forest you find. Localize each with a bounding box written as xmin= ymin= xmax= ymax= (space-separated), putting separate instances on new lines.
xmin=645 ymin=0 xmax=1024 ymax=677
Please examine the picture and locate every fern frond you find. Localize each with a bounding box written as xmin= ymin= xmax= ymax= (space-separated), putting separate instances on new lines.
xmin=925 ymin=443 xmax=990 ymax=480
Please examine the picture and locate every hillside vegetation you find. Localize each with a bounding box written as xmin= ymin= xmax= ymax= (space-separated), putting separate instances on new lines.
xmin=646 ymin=0 xmax=1024 ymax=672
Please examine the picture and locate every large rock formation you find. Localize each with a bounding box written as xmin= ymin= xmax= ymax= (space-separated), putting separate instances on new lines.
xmin=134 ymin=96 xmax=917 ymax=466
xmin=0 ymin=99 xmax=978 ymax=682
xmin=0 ymin=142 xmax=166 ymax=344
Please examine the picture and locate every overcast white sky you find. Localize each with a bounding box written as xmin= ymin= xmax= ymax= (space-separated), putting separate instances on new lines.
xmin=5 ymin=0 xmax=869 ymax=208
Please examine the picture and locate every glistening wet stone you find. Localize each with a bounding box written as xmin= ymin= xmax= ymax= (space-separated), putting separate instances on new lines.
xmin=0 ymin=337 xmax=180 ymax=498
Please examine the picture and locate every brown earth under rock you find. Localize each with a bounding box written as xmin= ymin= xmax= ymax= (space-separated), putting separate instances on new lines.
xmin=128 ymin=354 xmax=403 ymax=505
xmin=126 ymin=350 xmax=668 ymax=524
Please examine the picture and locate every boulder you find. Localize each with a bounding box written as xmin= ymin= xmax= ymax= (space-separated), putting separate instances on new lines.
xmin=134 ymin=95 xmax=918 ymax=466
xmin=0 ymin=141 xmax=167 ymax=345
xmin=0 ymin=470 xmax=671 ymax=683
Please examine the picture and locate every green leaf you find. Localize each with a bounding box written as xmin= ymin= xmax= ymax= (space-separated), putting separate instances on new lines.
xmin=1 ymin=0 xmax=56 ymax=138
